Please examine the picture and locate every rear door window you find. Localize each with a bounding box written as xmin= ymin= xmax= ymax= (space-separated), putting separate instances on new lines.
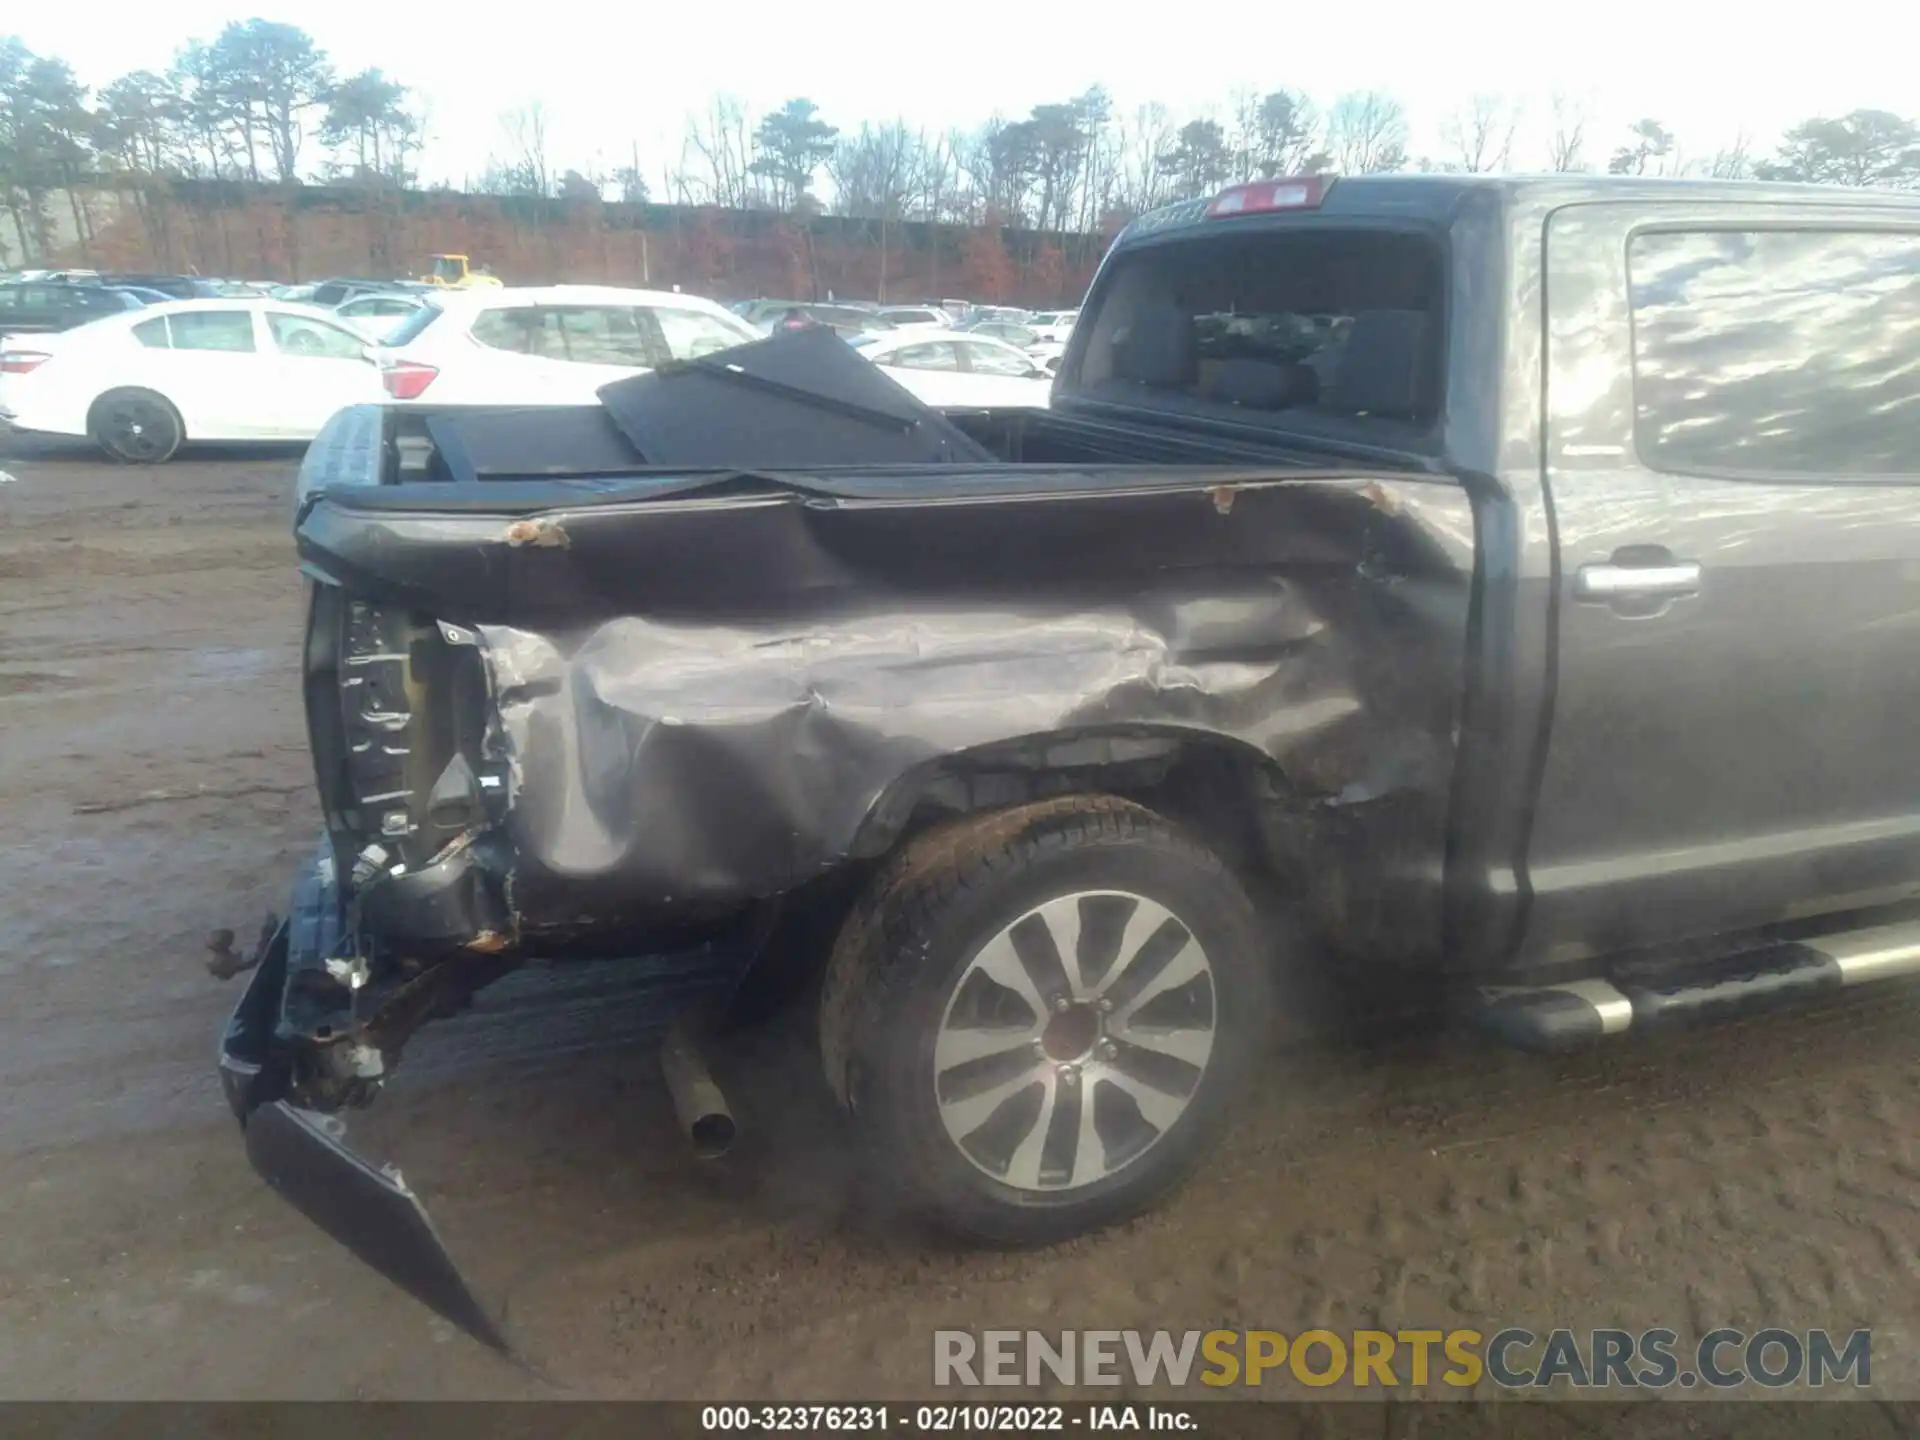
xmin=651 ymin=307 xmax=748 ymax=360
xmin=266 ymin=312 xmax=367 ymax=358
xmin=132 ymin=317 xmax=171 ymax=348
xmin=470 ymin=307 xmax=545 ymax=355
xmin=887 ymin=341 xmax=960 ymax=372
xmin=550 ymin=305 xmax=658 ymax=365
xmin=167 ymin=310 xmax=258 ymax=352
xmin=980 ymin=323 xmax=1038 ymax=346
xmin=958 ymin=339 xmax=1036 ymax=376
xmin=1627 ymin=228 xmax=1920 ymax=477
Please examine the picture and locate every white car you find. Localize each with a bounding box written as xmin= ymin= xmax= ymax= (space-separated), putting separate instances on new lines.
xmin=374 ymin=285 xmax=763 ymax=404
xmin=1027 ymin=310 xmax=1078 ymax=344
xmin=849 ymin=330 xmax=1054 ymax=409
xmin=875 ymin=305 xmax=952 ymax=330
xmin=0 ymin=298 xmax=385 ymax=462
xmin=334 ymin=291 xmax=429 ymax=342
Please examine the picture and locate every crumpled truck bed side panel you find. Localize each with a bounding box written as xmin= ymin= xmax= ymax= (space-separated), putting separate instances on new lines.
xmin=439 ymin=473 xmax=1480 ymax=946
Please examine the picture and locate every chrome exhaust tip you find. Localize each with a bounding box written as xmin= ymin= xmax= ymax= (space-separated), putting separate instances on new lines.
xmin=660 ymin=1014 xmax=736 ymax=1159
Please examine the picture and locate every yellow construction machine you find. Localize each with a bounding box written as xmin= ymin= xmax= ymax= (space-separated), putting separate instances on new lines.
xmin=421 ymin=254 xmax=503 ymax=289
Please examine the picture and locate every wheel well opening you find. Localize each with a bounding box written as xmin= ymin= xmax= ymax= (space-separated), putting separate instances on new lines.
xmin=724 ymin=731 xmax=1294 ymax=1026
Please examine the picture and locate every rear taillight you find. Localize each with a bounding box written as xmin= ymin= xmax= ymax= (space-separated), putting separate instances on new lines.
xmin=382 ymin=361 xmax=439 ymax=400
xmin=0 ymin=352 xmax=51 ymax=375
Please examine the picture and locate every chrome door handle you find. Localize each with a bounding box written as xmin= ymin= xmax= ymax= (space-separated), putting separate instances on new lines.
xmin=1574 ymin=561 xmax=1701 ymax=601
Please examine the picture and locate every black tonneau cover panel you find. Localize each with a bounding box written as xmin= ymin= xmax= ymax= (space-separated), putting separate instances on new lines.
xmin=596 ymin=327 xmax=994 ymax=468
xmin=423 ymin=406 xmax=645 ymax=480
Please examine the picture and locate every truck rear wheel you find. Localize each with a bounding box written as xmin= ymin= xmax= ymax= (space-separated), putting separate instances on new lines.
xmin=819 ymin=795 xmax=1272 ymax=1244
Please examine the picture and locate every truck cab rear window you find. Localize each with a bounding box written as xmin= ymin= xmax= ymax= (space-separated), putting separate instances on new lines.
xmin=1065 ymin=228 xmax=1443 ymax=437
xmin=1628 ymin=228 xmax=1920 ymax=478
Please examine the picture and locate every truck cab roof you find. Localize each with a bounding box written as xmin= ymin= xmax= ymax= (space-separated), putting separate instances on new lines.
xmin=1113 ymin=173 xmax=1920 ymax=251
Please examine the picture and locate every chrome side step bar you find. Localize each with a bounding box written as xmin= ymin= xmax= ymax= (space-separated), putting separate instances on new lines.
xmin=1481 ymin=920 xmax=1920 ymax=1052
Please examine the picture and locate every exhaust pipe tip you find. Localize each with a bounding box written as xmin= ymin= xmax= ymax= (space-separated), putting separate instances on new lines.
xmin=688 ymin=1111 xmax=737 ymax=1159
xmin=661 ymin=1013 xmax=737 ymax=1159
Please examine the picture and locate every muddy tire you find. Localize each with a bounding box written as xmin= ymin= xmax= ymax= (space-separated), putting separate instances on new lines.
xmin=89 ymin=389 xmax=184 ymax=464
xmin=819 ymin=795 xmax=1272 ymax=1245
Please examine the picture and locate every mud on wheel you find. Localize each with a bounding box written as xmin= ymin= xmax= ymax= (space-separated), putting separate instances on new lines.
xmin=819 ymin=794 xmax=1273 ymax=1244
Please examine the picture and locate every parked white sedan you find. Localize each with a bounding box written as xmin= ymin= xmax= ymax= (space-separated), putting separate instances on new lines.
xmin=373 ymin=285 xmax=763 ymax=404
xmin=848 ymin=330 xmax=1055 ymax=409
xmin=0 ymin=299 xmax=383 ymax=462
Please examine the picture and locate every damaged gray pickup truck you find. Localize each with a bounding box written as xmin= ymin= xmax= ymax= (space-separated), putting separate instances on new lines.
xmin=218 ymin=174 xmax=1920 ymax=1348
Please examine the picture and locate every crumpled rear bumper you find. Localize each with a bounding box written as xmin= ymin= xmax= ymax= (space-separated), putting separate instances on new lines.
xmin=217 ymin=844 xmax=507 ymax=1351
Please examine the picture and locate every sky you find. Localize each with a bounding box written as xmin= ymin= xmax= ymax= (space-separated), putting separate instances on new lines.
xmin=11 ymin=0 xmax=1919 ymax=187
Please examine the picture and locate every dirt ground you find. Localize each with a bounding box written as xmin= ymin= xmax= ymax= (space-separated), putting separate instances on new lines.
xmin=5 ymin=437 xmax=1920 ymax=1417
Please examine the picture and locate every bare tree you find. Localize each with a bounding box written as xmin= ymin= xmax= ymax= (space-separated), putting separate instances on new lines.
xmin=1327 ymin=91 xmax=1409 ymax=174
xmin=910 ymin=127 xmax=958 ymax=221
xmin=908 ymin=128 xmax=961 ymax=291
xmin=1705 ymin=132 xmax=1754 ymax=179
xmin=1077 ymin=93 xmax=1124 ymax=231
xmin=1063 ymin=88 xmax=1114 ymax=235
xmin=612 ymin=139 xmax=651 ymax=202
xmin=951 ymin=116 xmax=1001 ymax=223
xmin=1113 ymin=102 xmax=1177 ymax=216
xmin=499 ymin=101 xmax=550 ymax=197
xmin=828 ymin=119 xmax=921 ymax=299
xmin=1546 ymin=90 xmax=1591 ymax=172
xmin=956 ymin=115 xmax=1041 ymax=226
xmin=1439 ymin=93 xmax=1521 ymax=173
xmin=681 ymin=95 xmax=757 ymax=207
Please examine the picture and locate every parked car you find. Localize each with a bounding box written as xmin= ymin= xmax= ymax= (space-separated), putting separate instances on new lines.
xmin=847 ymin=328 xmax=1053 ymax=407
xmin=372 ymin=285 xmax=762 ymax=404
xmin=968 ymin=305 xmax=1032 ymax=325
xmin=0 ymin=280 xmax=143 ymax=337
xmin=964 ymin=318 xmax=1041 ymax=347
xmin=733 ymin=299 xmax=897 ymax=338
xmin=334 ymin=291 xmax=429 ymax=342
xmin=1026 ymin=309 xmax=1078 ymax=343
xmin=78 ymin=274 xmax=225 ymax=300
xmin=308 ymin=277 xmax=411 ymax=307
xmin=875 ymin=305 xmax=953 ymax=329
xmin=214 ymin=173 xmax=1920 ymax=1348
xmin=0 ymin=298 xmax=383 ymax=461
xmin=105 ymin=285 xmax=178 ymax=306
